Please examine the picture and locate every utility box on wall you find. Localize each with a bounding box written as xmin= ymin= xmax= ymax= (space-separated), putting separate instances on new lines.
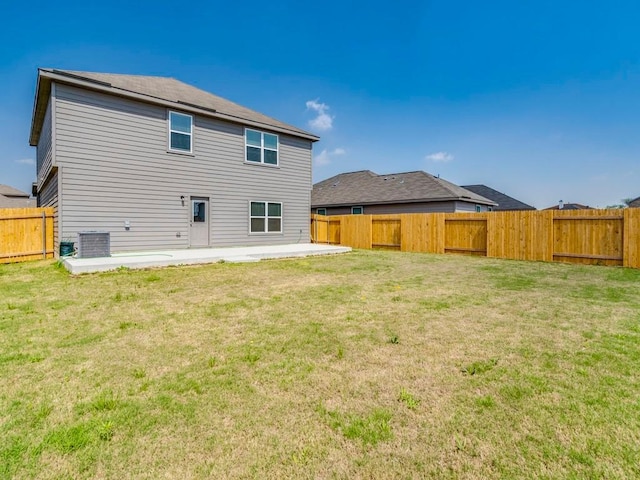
xmin=77 ymin=231 xmax=110 ymax=258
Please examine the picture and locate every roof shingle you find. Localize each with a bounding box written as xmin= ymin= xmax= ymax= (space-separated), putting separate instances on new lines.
xmin=312 ymin=170 xmax=495 ymax=207
xmin=31 ymin=68 xmax=318 ymax=145
xmin=0 ymin=184 xmax=30 ymax=198
xmin=461 ymin=184 xmax=536 ymax=211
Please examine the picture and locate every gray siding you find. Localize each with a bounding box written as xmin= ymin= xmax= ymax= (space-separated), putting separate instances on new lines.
xmin=39 ymin=172 xmax=59 ymax=255
xmin=315 ymin=201 xmax=493 ymax=216
xmin=36 ymin=98 xmax=53 ymax=189
xmin=54 ymin=84 xmax=312 ymax=252
xmin=316 ymin=201 xmax=466 ymax=215
xmin=454 ymin=201 xmax=491 ymax=212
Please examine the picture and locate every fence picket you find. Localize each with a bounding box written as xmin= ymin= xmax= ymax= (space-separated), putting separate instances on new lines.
xmin=311 ymin=210 xmax=639 ymax=269
xmin=0 ymin=208 xmax=55 ymax=264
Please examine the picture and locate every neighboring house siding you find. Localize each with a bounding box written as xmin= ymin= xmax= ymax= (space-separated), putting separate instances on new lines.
xmin=314 ymin=201 xmax=490 ymax=215
xmin=454 ymin=201 xmax=490 ymax=212
xmin=36 ymin=98 xmax=53 ymax=189
xmin=54 ymin=83 xmax=311 ymax=252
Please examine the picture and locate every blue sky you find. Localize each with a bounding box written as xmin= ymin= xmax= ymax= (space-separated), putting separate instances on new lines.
xmin=2 ymin=0 xmax=639 ymax=208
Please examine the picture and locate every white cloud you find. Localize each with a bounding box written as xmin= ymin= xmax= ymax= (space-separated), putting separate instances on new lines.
xmin=306 ymin=99 xmax=334 ymax=132
xmin=15 ymin=158 xmax=35 ymax=166
xmin=425 ymin=151 xmax=454 ymax=163
xmin=314 ymin=147 xmax=346 ymax=166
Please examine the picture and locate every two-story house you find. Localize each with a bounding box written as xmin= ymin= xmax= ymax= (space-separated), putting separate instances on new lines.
xmin=30 ymin=69 xmax=318 ymax=255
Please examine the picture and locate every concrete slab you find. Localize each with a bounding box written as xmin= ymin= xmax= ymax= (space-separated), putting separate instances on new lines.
xmin=62 ymin=243 xmax=351 ymax=274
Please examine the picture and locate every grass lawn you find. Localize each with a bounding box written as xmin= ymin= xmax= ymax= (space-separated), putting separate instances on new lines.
xmin=2 ymin=250 xmax=640 ymax=479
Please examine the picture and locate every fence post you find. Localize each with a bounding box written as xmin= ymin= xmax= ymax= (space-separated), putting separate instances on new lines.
xmin=42 ymin=211 xmax=47 ymax=259
xmin=624 ymin=208 xmax=640 ymax=268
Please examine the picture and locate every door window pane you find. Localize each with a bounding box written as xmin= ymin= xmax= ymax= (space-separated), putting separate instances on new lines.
xmin=193 ymin=202 xmax=205 ymax=222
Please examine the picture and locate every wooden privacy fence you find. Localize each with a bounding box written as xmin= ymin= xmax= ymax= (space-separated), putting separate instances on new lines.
xmin=0 ymin=208 xmax=55 ymax=264
xmin=311 ymin=209 xmax=640 ymax=269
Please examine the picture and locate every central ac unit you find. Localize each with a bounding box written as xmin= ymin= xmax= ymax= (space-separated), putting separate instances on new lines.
xmin=77 ymin=231 xmax=110 ymax=258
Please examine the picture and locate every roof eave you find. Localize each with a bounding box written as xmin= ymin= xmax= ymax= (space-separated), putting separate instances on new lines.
xmin=29 ymin=69 xmax=51 ymax=146
xmin=32 ymin=69 xmax=320 ymax=142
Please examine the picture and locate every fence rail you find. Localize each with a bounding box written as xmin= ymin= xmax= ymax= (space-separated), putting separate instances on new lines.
xmin=311 ymin=209 xmax=640 ymax=269
xmin=0 ymin=208 xmax=55 ymax=264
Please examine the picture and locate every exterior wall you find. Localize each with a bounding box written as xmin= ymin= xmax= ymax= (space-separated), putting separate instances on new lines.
xmin=36 ymin=96 xmax=58 ymax=255
xmin=38 ymin=172 xmax=59 ymax=254
xmin=454 ymin=201 xmax=492 ymax=212
xmin=36 ymin=98 xmax=53 ymax=189
xmin=314 ymin=201 xmax=491 ymax=215
xmin=53 ymin=83 xmax=312 ymax=252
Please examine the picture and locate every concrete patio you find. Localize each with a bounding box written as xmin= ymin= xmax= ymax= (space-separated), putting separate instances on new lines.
xmin=62 ymin=243 xmax=351 ymax=274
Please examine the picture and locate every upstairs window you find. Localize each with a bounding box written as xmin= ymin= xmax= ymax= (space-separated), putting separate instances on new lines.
xmin=246 ymin=129 xmax=278 ymax=165
xmin=169 ymin=111 xmax=193 ymax=153
xmin=250 ymin=201 xmax=282 ymax=233
xmin=351 ymin=206 xmax=363 ymax=215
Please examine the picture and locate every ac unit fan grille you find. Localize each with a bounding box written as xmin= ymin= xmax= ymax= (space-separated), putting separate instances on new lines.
xmin=77 ymin=231 xmax=110 ymax=258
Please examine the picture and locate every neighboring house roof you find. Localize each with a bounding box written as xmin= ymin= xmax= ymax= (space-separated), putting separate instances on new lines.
xmin=0 ymin=184 xmax=35 ymax=208
xmin=543 ymin=203 xmax=593 ymax=210
xmin=312 ymin=170 xmax=496 ymax=207
xmin=0 ymin=184 xmax=30 ymax=198
xmin=461 ymin=184 xmax=536 ymax=211
xmin=30 ymin=68 xmax=319 ymax=146
xmin=628 ymin=196 xmax=640 ymax=208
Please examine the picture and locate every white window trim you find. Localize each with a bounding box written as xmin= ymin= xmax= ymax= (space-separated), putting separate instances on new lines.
xmin=249 ymin=201 xmax=283 ymax=234
xmin=245 ymin=128 xmax=279 ymax=166
xmin=351 ymin=206 xmax=364 ymax=214
xmin=475 ymin=204 xmax=482 ymax=212
xmin=168 ymin=111 xmax=193 ymax=154
xmin=317 ymin=208 xmax=327 ymax=216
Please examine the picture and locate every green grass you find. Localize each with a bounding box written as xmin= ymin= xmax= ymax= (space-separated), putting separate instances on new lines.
xmin=1 ymin=250 xmax=640 ymax=478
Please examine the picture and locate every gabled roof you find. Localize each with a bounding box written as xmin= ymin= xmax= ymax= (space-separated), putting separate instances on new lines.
xmin=543 ymin=203 xmax=593 ymax=210
xmin=628 ymin=196 xmax=640 ymax=208
xmin=30 ymin=68 xmax=319 ymax=145
xmin=0 ymin=184 xmax=30 ymax=198
xmin=312 ymin=170 xmax=496 ymax=207
xmin=461 ymin=184 xmax=536 ymax=211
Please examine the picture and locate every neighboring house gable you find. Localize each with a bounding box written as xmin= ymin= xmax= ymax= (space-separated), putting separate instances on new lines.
xmin=0 ymin=184 xmax=36 ymax=208
xmin=312 ymin=170 xmax=496 ymax=215
xmin=628 ymin=196 xmax=640 ymax=208
xmin=461 ymin=184 xmax=536 ymax=211
xmin=29 ymin=68 xmax=318 ymax=254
